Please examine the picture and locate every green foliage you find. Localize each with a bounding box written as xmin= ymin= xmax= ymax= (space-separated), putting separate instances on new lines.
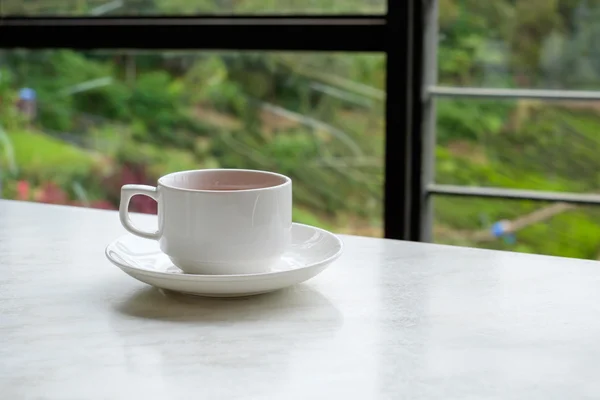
xmin=3 ymin=0 xmax=385 ymax=15
xmin=4 ymin=129 xmax=97 ymax=185
xmin=75 ymin=81 xmax=131 ymax=120
xmin=436 ymin=99 xmax=511 ymax=143
xmin=203 ymin=81 xmax=248 ymax=116
xmin=0 ymin=70 xmax=28 ymax=131
xmin=129 ymin=71 xmax=185 ymax=141
xmin=437 ymin=0 xmax=600 ymax=88
xmin=153 ymin=0 xmax=214 ymax=14
xmin=264 ymin=130 xmax=319 ymax=174
xmin=293 ymin=206 xmax=334 ymax=230
xmin=518 ymin=209 xmax=600 ymax=259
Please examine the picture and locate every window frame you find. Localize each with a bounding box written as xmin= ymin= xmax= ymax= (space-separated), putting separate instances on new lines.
xmin=0 ymin=0 xmax=426 ymax=241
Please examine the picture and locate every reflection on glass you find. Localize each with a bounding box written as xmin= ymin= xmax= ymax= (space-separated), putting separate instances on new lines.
xmin=439 ymin=0 xmax=600 ymax=90
xmin=0 ymin=50 xmax=385 ymax=237
xmin=1 ymin=0 xmax=386 ymax=16
xmin=433 ymin=195 xmax=600 ymax=260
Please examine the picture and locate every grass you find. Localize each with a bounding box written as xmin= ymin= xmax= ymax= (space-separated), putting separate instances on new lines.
xmin=4 ymin=129 xmax=97 ymax=184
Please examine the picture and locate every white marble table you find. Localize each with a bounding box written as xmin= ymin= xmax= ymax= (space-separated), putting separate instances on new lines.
xmin=2 ymin=200 xmax=600 ymax=399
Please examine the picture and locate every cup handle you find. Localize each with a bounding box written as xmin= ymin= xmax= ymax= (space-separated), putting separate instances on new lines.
xmin=119 ymin=184 xmax=160 ymax=240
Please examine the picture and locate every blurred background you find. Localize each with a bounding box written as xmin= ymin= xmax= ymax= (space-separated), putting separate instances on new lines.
xmin=3 ymin=0 xmax=600 ymax=260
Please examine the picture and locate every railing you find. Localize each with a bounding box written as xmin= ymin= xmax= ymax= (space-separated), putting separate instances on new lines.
xmin=420 ymin=0 xmax=600 ymax=242
xmin=428 ymin=86 xmax=600 ymax=101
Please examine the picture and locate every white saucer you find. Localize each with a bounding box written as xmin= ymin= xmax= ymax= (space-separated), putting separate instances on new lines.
xmin=105 ymin=223 xmax=343 ymax=297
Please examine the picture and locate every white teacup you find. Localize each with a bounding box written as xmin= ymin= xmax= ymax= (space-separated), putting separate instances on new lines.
xmin=119 ymin=169 xmax=292 ymax=275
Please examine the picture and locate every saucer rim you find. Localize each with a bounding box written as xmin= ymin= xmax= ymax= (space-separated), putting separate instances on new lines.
xmin=105 ymin=222 xmax=343 ymax=282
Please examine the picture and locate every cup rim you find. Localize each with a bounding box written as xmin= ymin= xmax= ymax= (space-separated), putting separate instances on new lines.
xmin=158 ymin=168 xmax=291 ymax=193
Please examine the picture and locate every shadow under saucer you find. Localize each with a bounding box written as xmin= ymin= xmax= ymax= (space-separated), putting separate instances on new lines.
xmin=113 ymin=284 xmax=344 ymax=329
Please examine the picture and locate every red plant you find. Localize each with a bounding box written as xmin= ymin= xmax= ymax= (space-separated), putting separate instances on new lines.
xmin=16 ymin=180 xmax=30 ymax=200
xmin=101 ymin=162 xmax=157 ymax=214
xmin=16 ymin=177 xmax=125 ymax=212
xmin=130 ymin=194 xmax=158 ymax=214
xmin=34 ymin=182 xmax=68 ymax=205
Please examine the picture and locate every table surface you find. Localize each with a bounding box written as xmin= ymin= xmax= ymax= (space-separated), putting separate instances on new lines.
xmin=2 ymin=200 xmax=600 ymax=400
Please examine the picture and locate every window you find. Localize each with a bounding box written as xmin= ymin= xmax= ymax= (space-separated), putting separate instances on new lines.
xmin=427 ymin=0 xmax=600 ymax=259
xmin=0 ymin=1 xmax=416 ymax=239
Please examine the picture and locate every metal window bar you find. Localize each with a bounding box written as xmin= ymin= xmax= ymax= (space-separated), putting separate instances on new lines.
xmin=428 ymin=86 xmax=600 ymax=101
xmin=0 ymin=1 xmax=427 ymax=242
xmin=428 ymin=185 xmax=600 ymax=207
xmin=385 ymin=0 xmax=422 ymax=239
xmin=418 ymin=0 xmax=438 ymax=242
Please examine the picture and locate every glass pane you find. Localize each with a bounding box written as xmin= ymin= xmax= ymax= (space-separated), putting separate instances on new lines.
xmin=435 ymin=97 xmax=600 ymax=194
xmin=0 ymin=50 xmax=385 ymax=237
xmin=0 ymin=0 xmax=385 ymax=16
xmin=438 ymin=0 xmax=600 ymax=89
xmin=433 ymin=195 xmax=600 ymax=260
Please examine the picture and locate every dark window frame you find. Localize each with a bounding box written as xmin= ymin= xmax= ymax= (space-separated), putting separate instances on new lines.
xmin=0 ymin=0 xmax=425 ymax=241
